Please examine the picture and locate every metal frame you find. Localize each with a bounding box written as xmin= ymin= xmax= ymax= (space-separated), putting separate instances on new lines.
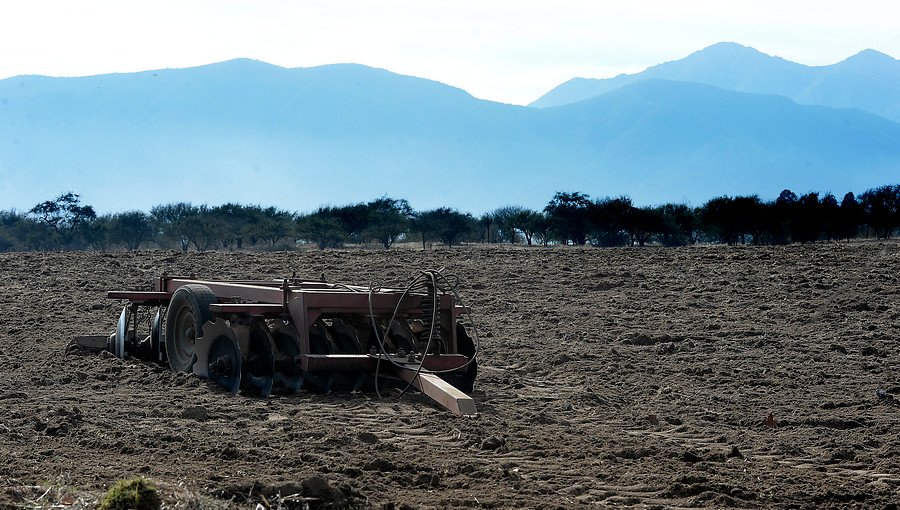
xmin=107 ymin=275 xmax=477 ymax=416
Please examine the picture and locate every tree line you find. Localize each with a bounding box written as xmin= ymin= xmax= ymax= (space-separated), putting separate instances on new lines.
xmin=1 ymin=185 xmax=898 ymax=252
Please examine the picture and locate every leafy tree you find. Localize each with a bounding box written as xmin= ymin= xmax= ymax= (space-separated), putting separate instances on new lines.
xmin=410 ymin=211 xmax=438 ymax=249
xmin=701 ymin=195 xmax=772 ymax=245
xmin=0 ymin=210 xmax=26 ymax=251
xmin=83 ymin=214 xmax=112 ymax=251
xmin=417 ymin=208 xmax=475 ymax=247
xmin=108 ymin=211 xmax=155 ymax=250
xmin=820 ymin=193 xmax=840 ymax=242
xmin=363 ymin=197 xmax=412 ymax=249
xmin=545 ymin=191 xmax=591 ymax=245
xmin=658 ymin=204 xmax=698 ymax=246
xmin=860 ymin=185 xmax=900 ymax=239
xmin=181 ymin=206 xmax=228 ymax=252
xmin=516 ymin=210 xmax=545 ymax=246
xmin=770 ymin=189 xmax=799 ymax=243
xmin=700 ymin=196 xmax=741 ymax=245
xmin=588 ymin=196 xmax=632 ymax=247
xmin=247 ymin=206 xmax=295 ymax=247
xmin=492 ymin=205 xmax=527 ymax=244
xmin=790 ymin=192 xmax=823 ymax=243
xmin=0 ymin=211 xmax=50 ymax=251
xmin=623 ymin=206 xmax=666 ymax=247
xmin=332 ymin=203 xmax=371 ymax=244
xmin=296 ymin=209 xmax=347 ymax=249
xmin=835 ymin=192 xmax=864 ymax=241
xmin=150 ymin=203 xmax=197 ymax=252
xmin=526 ymin=212 xmax=552 ymax=247
xmin=208 ymin=203 xmax=256 ymax=249
xmin=28 ymin=192 xmax=97 ymax=248
xmin=477 ymin=212 xmax=497 ymax=243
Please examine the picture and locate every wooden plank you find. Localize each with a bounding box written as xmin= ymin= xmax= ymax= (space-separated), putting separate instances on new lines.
xmin=394 ymin=371 xmax=477 ymax=416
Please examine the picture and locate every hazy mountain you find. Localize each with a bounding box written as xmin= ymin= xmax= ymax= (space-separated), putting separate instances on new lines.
xmin=530 ymin=42 xmax=900 ymax=122
xmin=542 ymin=79 xmax=900 ymax=203
xmin=1 ymin=59 xmax=899 ymax=213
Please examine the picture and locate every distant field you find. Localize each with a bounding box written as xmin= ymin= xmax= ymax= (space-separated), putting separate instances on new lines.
xmin=1 ymin=243 xmax=899 ymax=508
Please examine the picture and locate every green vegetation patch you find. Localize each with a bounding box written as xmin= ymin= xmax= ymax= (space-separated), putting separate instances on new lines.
xmin=99 ymin=477 xmax=161 ymax=510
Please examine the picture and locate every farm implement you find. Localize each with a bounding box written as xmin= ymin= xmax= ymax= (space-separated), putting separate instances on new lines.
xmin=74 ymin=271 xmax=479 ymax=415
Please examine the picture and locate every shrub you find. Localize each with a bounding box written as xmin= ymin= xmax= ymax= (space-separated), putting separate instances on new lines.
xmin=99 ymin=477 xmax=161 ymax=510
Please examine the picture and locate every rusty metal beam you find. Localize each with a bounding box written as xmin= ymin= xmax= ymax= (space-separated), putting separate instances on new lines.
xmin=208 ymin=303 xmax=287 ymax=315
xmin=165 ymin=279 xmax=286 ymax=304
xmin=297 ymin=353 xmax=470 ymax=372
xmin=107 ymin=291 xmax=172 ymax=305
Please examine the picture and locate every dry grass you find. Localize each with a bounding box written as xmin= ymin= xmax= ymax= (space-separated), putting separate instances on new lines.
xmin=1 ymin=478 xmax=252 ymax=510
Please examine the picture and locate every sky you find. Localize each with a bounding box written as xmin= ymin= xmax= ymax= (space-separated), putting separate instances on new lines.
xmin=1 ymin=1 xmax=898 ymax=105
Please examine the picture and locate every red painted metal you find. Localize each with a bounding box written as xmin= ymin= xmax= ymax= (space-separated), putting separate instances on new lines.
xmin=297 ymin=353 xmax=469 ymax=372
xmin=107 ymin=275 xmax=476 ymax=415
xmin=106 ymin=291 xmax=171 ymax=305
xmin=208 ymin=303 xmax=287 ymax=315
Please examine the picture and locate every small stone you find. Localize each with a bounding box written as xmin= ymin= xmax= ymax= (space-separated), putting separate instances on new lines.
xmin=861 ymin=346 xmax=880 ymax=356
xmin=727 ymin=446 xmax=743 ymax=458
xmin=302 ymin=476 xmax=332 ymax=498
xmin=480 ymin=436 xmax=505 ymax=451
xmin=655 ymin=342 xmax=678 ymax=355
xmin=829 ymin=344 xmax=848 ymax=354
xmin=682 ymin=450 xmax=703 ymax=463
xmin=358 ymin=431 xmax=379 ymax=444
xmin=415 ymin=473 xmax=440 ymax=487
xmin=180 ymin=405 xmax=210 ymax=421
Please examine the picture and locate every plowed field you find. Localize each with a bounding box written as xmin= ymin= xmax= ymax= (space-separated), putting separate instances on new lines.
xmin=2 ymin=243 xmax=900 ymax=509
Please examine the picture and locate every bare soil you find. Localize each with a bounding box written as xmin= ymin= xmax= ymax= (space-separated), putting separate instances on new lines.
xmin=2 ymin=243 xmax=900 ymax=509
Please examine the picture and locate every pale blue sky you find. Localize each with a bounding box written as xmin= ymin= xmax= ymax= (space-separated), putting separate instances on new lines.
xmin=1 ymin=0 xmax=898 ymax=104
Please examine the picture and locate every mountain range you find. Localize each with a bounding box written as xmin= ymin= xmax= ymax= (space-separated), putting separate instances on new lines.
xmin=1 ymin=43 xmax=899 ymax=214
xmin=531 ymin=42 xmax=900 ymax=122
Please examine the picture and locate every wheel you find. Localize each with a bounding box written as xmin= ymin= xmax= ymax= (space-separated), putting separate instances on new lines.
xmin=164 ymin=284 xmax=216 ymax=372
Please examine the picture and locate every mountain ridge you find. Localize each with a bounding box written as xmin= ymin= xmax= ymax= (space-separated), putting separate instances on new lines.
xmin=2 ymin=57 xmax=900 ymax=214
xmin=530 ymin=42 xmax=900 ymax=122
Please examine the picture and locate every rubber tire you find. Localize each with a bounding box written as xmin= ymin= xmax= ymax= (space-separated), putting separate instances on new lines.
xmin=165 ymin=284 xmax=217 ymax=372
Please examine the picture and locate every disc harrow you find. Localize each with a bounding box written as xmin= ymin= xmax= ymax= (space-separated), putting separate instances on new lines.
xmin=74 ymin=271 xmax=479 ymax=415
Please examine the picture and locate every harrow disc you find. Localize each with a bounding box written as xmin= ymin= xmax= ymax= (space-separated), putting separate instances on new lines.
xmin=150 ymin=308 xmax=165 ymax=364
xmin=306 ymin=320 xmax=338 ymax=392
xmin=193 ymin=318 xmax=242 ymax=393
xmin=326 ymin=318 xmax=364 ymax=391
xmin=440 ymin=323 xmax=477 ymax=394
xmin=387 ymin=319 xmax=416 ymax=354
xmin=164 ymin=284 xmax=216 ymax=372
xmin=270 ymin=320 xmax=303 ymax=394
xmin=112 ymin=305 xmax=128 ymax=358
xmin=231 ymin=319 xmax=276 ymax=397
